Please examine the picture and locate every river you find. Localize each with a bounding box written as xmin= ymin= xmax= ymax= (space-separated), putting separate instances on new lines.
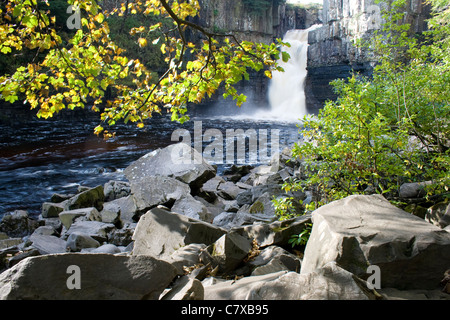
xmin=0 ymin=113 xmax=301 ymax=218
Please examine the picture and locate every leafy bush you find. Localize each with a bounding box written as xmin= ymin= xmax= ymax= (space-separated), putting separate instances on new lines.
xmin=275 ymin=0 xmax=449 ymax=216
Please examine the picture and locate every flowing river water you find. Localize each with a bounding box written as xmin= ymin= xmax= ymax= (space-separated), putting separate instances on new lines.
xmin=0 ymin=27 xmax=316 ymax=219
xmin=0 ymin=114 xmax=301 ymax=218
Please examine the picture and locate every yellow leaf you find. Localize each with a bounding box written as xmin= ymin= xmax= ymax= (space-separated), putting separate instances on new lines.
xmin=95 ymin=13 xmax=104 ymax=24
xmin=264 ymin=70 xmax=272 ymax=79
xmin=138 ymin=38 xmax=147 ymax=48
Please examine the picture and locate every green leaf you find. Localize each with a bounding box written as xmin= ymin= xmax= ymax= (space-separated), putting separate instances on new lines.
xmin=0 ymin=46 xmax=12 ymax=54
xmin=23 ymin=15 xmax=39 ymax=28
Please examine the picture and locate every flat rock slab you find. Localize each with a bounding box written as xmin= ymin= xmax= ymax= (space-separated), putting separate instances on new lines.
xmin=124 ymin=143 xmax=216 ymax=190
xmin=204 ymin=262 xmax=376 ymax=300
xmin=0 ymin=253 xmax=177 ymax=300
xmin=132 ymin=207 xmax=226 ymax=261
xmin=301 ymin=194 xmax=450 ymax=290
xmin=130 ymin=176 xmax=191 ymax=213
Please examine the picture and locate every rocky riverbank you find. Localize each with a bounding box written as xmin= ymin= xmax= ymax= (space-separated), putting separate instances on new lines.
xmin=0 ymin=142 xmax=449 ymax=300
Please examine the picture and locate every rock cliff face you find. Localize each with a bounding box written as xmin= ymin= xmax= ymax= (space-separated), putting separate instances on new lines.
xmin=191 ymin=1 xmax=322 ymax=114
xmin=305 ymin=0 xmax=431 ymax=112
xmin=197 ymin=0 xmax=322 ymax=44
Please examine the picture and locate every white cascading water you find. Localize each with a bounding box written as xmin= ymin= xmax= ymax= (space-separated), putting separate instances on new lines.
xmin=268 ymin=29 xmax=309 ymax=120
xmin=253 ymin=25 xmax=321 ymax=122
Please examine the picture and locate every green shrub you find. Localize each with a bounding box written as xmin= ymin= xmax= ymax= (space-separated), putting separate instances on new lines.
xmin=275 ymin=0 xmax=449 ymax=215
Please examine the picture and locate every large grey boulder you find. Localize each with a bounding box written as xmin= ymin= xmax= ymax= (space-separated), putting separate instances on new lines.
xmin=103 ymin=180 xmax=131 ymax=202
xmin=217 ymin=181 xmax=244 ymax=200
xmin=130 ymin=176 xmax=191 ymax=213
xmin=29 ymin=234 xmax=67 ymax=255
xmin=0 ymin=253 xmax=177 ymax=300
xmin=0 ymin=210 xmax=38 ymax=238
xmin=206 ymin=231 xmax=253 ymax=274
xmin=41 ymin=202 xmax=65 ymax=218
xmin=100 ymin=195 xmax=137 ymax=224
xmin=249 ymin=245 xmax=301 ymax=276
xmin=59 ymin=207 xmax=101 ymax=229
xmin=161 ymin=275 xmax=204 ymax=300
xmin=168 ymin=243 xmax=206 ymax=275
xmin=64 ymin=221 xmax=115 ymax=243
xmin=124 ymin=143 xmax=216 ymax=190
xmin=204 ymin=262 xmax=378 ymax=300
xmin=301 ymin=194 xmax=450 ymax=290
xmin=171 ymin=195 xmax=213 ymax=222
xmin=233 ymin=214 xmax=312 ymax=247
xmin=64 ymin=185 xmax=104 ymax=211
xmin=66 ymin=232 xmax=100 ymax=252
xmin=132 ymin=207 xmax=226 ymax=261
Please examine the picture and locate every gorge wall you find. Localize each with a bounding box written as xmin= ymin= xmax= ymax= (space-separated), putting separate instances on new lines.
xmin=305 ymin=0 xmax=431 ymax=113
xmin=194 ymin=0 xmax=430 ymax=116
xmin=191 ymin=1 xmax=322 ymax=115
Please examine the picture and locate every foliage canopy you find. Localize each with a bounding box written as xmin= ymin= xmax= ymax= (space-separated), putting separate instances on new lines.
xmin=0 ymin=0 xmax=286 ymax=136
xmin=275 ymin=0 xmax=450 ymax=220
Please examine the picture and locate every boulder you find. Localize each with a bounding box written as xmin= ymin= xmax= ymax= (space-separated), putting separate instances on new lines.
xmin=212 ymin=212 xmax=240 ymax=229
xmin=201 ymin=176 xmax=225 ymax=194
xmin=252 ymin=184 xmax=285 ymax=202
xmin=28 ymin=234 xmax=67 ymax=255
xmin=0 ymin=253 xmax=178 ymax=300
xmin=64 ymin=221 xmax=115 ymax=243
xmin=124 ymin=143 xmax=216 ymax=190
xmin=0 ymin=210 xmax=38 ymax=238
xmin=301 ymin=194 xmax=450 ymax=290
xmin=64 ymin=185 xmax=104 ymax=211
xmin=38 ymin=216 xmax=62 ymax=232
xmin=399 ymin=182 xmax=430 ymax=198
xmin=425 ymin=202 xmax=450 ymax=228
xmin=213 ymin=209 xmax=279 ymax=230
xmin=103 ymin=180 xmax=131 ymax=202
xmin=204 ymin=262 xmax=380 ymax=300
xmin=233 ymin=214 xmax=312 ymax=248
xmin=0 ymin=238 xmax=23 ymax=250
xmin=236 ymin=189 xmax=253 ymax=206
xmin=132 ymin=207 xmax=226 ymax=261
xmin=248 ymin=245 xmax=301 ymax=276
xmin=248 ymin=192 xmax=277 ymax=217
xmin=171 ymin=195 xmax=213 ymax=222
xmin=217 ymin=181 xmax=244 ymax=200
xmin=41 ymin=202 xmax=65 ymax=218
xmin=206 ymin=231 xmax=253 ymax=274
xmin=59 ymin=207 xmax=101 ymax=229
xmin=107 ymin=223 xmax=136 ymax=247
xmin=160 ymin=275 xmax=204 ymax=300
xmin=100 ymin=195 xmax=137 ymax=224
xmin=130 ymin=176 xmax=191 ymax=213
xmin=66 ymin=232 xmax=101 ymax=252
xmin=50 ymin=193 xmax=74 ymax=203
xmin=31 ymin=226 xmax=58 ymax=237
xmin=168 ymin=243 xmax=206 ymax=275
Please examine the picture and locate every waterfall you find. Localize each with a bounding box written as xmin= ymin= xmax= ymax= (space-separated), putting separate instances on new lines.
xmin=199 ymin=25 xmax=320 ymax=122
xmin=260 ymin=25 xmax=321 ymax=122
